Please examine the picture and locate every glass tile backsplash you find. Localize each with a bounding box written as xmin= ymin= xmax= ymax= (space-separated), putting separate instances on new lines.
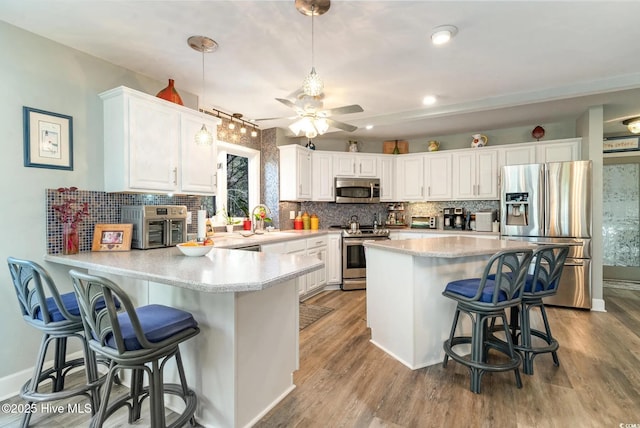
xmin=46 ymin=189 xmax=212 ymax=254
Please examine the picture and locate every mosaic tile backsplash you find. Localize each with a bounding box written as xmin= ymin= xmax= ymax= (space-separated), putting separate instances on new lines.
xmin=46 ymin=189 xmax=212 ymax=254
xmin=602 ymin=163 xmax=640 ymax=267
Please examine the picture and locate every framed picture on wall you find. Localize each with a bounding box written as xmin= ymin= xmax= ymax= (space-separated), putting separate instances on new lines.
xmin=603 ymin=135 xmax=640 ymax=153
xmin=23 ymin=106 xmax=74 ymax=170
xmin=91 ymin=224 xmax=133 ymax=252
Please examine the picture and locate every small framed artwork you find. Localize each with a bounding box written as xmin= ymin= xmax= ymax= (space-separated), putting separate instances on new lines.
xmin=23 ymin=106 xmax=73 ymax=170
xmin=92 ymin=224 xmax=133 ymax=252
xmin=603 ymin=135 xmax=640 ymax=153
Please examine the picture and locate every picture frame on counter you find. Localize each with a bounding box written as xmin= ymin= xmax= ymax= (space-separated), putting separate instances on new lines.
xmin=603 ymin=135 xmax=640 ymax=153
xmin=92 ymin=224 xmax=133 ymax=252
xmin=23 ymin=106 xmax=74 ymax=170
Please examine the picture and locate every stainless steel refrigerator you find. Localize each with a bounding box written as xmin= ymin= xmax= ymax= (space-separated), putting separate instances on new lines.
xmin=500 ymin=161 xmax=592 ymax=309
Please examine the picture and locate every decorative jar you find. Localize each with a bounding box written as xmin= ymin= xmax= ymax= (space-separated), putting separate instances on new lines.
xmin=62 ymin=223 xmax=79 ymax=255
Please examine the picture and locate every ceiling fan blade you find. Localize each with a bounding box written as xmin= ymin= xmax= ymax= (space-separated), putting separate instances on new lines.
xmin=276 ymin=98 xmax=298 ymax=109
xmin=323 ymin=104 xmax=364 ymax=116
xmin=326 ymin=118 xmax=358 ymax=132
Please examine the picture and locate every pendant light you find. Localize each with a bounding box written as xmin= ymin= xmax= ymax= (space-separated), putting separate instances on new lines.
xmin=188 ymin=35 xmax=218 ymax=146
xmin=297 ymin=0 xmax=331 ymax=97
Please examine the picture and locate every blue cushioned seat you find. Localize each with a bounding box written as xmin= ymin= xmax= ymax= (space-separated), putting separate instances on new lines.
xmin=444 ymin=278 xmax=509 ymax=303
xmin=36 ymin=291 xmax=119 ymax=322
xmin=107 ymin=304 xmax=198 ymax=351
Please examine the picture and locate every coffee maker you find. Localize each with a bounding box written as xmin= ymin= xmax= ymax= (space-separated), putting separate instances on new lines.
xmin=453 ymin=208 xmax=466 ymax=230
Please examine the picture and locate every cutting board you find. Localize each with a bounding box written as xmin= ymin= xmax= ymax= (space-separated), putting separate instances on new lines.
xmin=383 ymin=140 xmax=409 ymax=154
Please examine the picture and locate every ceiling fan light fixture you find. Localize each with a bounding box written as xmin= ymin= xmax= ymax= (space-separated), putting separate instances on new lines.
xmin=314 ymin=117 xmax=329 ymax=135
xmin=431 ymin=25 xmax=458 ymax=45
xmin=623 ymin=117 xmax=640 ymax=134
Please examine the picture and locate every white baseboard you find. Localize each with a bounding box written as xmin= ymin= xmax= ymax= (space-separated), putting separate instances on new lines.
xmin=0 ymin=350 xmax=85 ymax=402
xmin=591 ymin=298 xmax=606 ymax=312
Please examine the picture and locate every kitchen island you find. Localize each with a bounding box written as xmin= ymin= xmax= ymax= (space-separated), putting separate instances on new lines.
xmin=44 ymin=246 xmax=323 ymax=428
xmin=363 ymin=236 xmax=536 ymax=370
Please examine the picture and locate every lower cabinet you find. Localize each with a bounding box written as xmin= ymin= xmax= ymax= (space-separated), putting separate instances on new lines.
xmin=326 ymin=234 xmax=342 ymax=285
xmin=261 ymin=235 xmax=328 ymax=300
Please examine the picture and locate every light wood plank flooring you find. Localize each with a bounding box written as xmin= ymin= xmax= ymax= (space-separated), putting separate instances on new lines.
xmin=2 ymin=287 xmax=639 ymax=427
xmin=256 ymin=288 xmax=640 ymax=427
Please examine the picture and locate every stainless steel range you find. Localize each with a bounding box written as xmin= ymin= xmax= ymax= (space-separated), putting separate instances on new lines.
xmin=337 ymin=225 xmax=390 ymax=291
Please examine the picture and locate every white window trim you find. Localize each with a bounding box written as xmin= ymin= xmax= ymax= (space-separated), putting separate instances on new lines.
xmin=214 ymin=141 xmax=261 ymax=226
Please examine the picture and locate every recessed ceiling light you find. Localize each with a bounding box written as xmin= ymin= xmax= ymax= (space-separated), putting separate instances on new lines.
xmin=423 ymin=95 xmax=437 ymax=105
xmin=431 ymin=25 xmax=458 ymax=45
xmin=366 ymin=124 xmax=373 ymax=130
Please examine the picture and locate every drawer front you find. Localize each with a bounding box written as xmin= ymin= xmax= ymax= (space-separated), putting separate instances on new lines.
xmin=306 ymin=235 xmax=328 ymax=249
xmin=285 ymin=239 xmax=307 ymax=253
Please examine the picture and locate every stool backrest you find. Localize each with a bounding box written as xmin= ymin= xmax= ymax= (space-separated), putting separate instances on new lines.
xmin=7 ymin=256 xmax=79 ymax=327
xmin=482 ymin=249 xmax=533 ymax=305
xmin=527 ymin=245 xmax=570 ymax=296
xmin=69 ymin=269 xmax=154 ymax=355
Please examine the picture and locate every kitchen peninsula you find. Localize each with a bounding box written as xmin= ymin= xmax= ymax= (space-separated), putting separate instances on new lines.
xmin=363 ymin=236 xmax=536 ymax=370
xmin=44 ymin=247 xmax=323 ymax=428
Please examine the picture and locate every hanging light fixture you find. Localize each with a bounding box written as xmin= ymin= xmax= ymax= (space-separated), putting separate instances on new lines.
xmin=188 ymin=35 xmax=218 ymax=146
xmin=251 ymin=126 xmax=258 ymax=138
xmin=297 ymin=0 xmax=330 ymax=97
xmin=623 ymin=117 xmax=640 ymax=134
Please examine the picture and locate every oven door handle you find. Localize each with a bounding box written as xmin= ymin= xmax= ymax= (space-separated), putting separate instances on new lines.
xmin=344 ymin=238 xmax=387 ymax=245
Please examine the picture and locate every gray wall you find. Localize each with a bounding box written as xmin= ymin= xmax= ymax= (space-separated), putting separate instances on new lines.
xmin=0 ymin=21 xmax=199 ymax=391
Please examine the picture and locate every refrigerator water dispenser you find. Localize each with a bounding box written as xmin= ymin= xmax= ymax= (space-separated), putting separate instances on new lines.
xmin=505 ymin=193 xmax=529 ymax=226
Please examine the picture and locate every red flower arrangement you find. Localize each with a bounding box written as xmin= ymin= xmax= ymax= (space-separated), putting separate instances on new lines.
xmin=52 ymin=187 xmax=89 ymax=229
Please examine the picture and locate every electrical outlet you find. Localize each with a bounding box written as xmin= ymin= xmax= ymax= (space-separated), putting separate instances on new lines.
xmin=289 ymin=210 xmax=295 ymax=220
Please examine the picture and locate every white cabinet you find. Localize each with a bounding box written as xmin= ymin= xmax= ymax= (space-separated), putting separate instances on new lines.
xmin=536 ymin=138 xmax=581 ymax=162
xmin=326 ymin=234 xmax=342 ymax=285
xmin=395 ymin=154 xmax=425 ymax=201
xmin=424 ymin=152 xmax=452 ymax=200
xmin=311 ymin=151 xmax=334 ymax=201
xmin=452 ymin=149 xmax=499 ymax=200
xmin=499 ymin=145 xmax=536 ymax=166
xmin=278 ymin=145 xmax=312 ymax=201
xmin=333 ymin=153 xmax=378 ymax=177
xmin=379 ymin=156 xmax=395 ymax=201
xmin=100 ymin=86 xmax=220 ymax=195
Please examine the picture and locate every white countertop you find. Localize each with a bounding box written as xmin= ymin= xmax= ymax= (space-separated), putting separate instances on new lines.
xmin=389 ymin=228 xmax=500 ymax=237
xmin=209 ymin=229 xmax=334 ymax=249
xmin=44 ymin=246 xmax=323 ymax=293
xmin=363 ymin=236 xmax=536 ymax=258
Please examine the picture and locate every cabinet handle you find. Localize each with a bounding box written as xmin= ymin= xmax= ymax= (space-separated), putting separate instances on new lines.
xmin=173 ymin=167 xmax=178 ymax=185
xmin=421 ymin=186 xmax=424 ymax=197
xmin=353 ymin=163 xmax=356 ymax=174
xmin=428 ymin=186 xmax=431 ymax=197
xmin=360 ymin=163 xmax=362 ymax=174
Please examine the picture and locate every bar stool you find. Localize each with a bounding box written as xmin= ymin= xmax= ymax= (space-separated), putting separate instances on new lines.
xmin=442 ymin=249 xmax=533 ymax=394
xmin=7 ymin=257 xmax=102 ymax=428
xmin=509 ymin=245 xmax=569 ymax=375
xmin=69 ymin=269 xmax=200 ymax=428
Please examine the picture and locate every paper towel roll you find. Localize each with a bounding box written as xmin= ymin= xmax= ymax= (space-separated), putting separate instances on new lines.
xmin=197 ymin=210 xmax=207 ymax=240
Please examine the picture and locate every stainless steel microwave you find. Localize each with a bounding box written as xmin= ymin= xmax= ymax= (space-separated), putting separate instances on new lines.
xmin=335 ymin=178 xmax=380 ymax=204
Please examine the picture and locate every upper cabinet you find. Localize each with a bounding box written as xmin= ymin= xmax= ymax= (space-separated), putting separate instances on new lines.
xmin=452 ymin=149 xmax=499 ymax=200
xmin=499 ymin=145 xmax=536 ymax=166
xmin=535 ymin=138 xmax=581 ymax=163
xmin=424 ymin=152 xmax=452 ymax=200
xmin=395 ymin=154 xmax=425 ymax=201
xmin=311 ymin=151 xmax=334 ymax=201
xmin=378 ymin=156 xmax=395 ymax=201
xmin=279 ymin=144 xmax=312 ymax=201
xmin=333 ymin=153 xmax=378 ymax=177
xmin=100 ymin=86 xmax=220 ymax=195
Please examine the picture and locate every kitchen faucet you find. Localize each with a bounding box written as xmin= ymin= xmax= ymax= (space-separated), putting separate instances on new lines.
xmin=251 ymin=204 xmax=271 ymax=232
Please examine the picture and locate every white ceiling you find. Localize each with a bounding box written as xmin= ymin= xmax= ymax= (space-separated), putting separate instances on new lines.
xmin=3 ymin=0 xmax=640 ymax=143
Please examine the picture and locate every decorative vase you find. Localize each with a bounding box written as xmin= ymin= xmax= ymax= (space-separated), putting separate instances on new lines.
xmin=392 ymin=140 xmax=400 ymax=154
xmin=156 ymin=79 xmax=184 ymax=105
xmin=62 ymin=223 xmax=79 ymax=255
xmin=226 ymin=225 xmax=235 ymax=233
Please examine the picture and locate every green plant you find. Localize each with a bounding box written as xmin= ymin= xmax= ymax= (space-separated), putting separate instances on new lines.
xmin=218 ymin=206 xmax=240 ymax=225
xmin=253 ymin=206 xmax=272 ymax=223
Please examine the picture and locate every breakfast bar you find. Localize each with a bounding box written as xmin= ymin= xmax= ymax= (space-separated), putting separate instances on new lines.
xmin=363 ymin=236 xmax=536 ymax=370
xmin=44 ymin=247 xmax=323 ymax=428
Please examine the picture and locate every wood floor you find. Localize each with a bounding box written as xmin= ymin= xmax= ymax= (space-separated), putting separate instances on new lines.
xmin=256 ymin=288 xmax=640 ymax=428
xmin=2 ymin=287 xmax=639 ymax=427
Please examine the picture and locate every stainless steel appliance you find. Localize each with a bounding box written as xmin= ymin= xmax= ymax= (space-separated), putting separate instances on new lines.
xmin=335 ymin=177 xmax=380 ymax=204
xmin=475 ymin=211 xmax=496 ymax=232
xmin=411 ymin=216 xmax=437 ymax=229
xmin=443 ymin=207 xmax=465 ymax=230
xmin=337 ymin=225 xmax=390 ymax=290
xmin=501 ymin=161 xmax=592 ymax=309
xmin=121 ymin=205 xmax=188 ymax=249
